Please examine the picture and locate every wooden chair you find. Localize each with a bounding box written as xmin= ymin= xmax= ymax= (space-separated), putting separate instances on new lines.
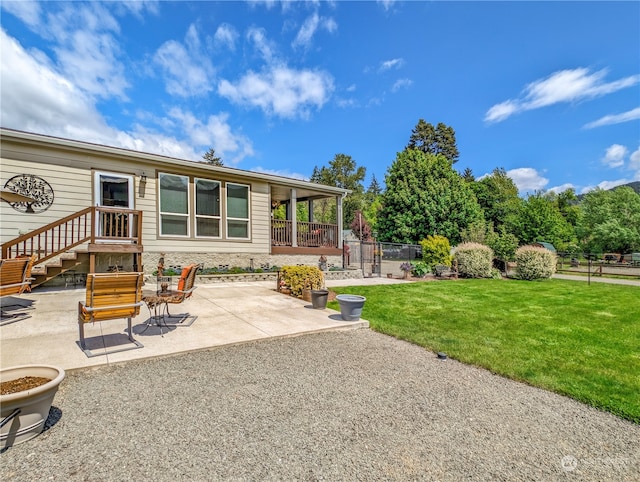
xmin=0 ymin=257 xmax=33 ymax=297
xmin=78 ymin=272 xmax=145 ymax=357
xmin=1 ymin=257 xmax=34 ymax=324
xmin=163 ymin=264 xmax=200 ymax=326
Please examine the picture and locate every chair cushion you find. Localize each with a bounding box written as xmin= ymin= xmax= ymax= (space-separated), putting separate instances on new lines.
xmin=177 ymin=265 xmax=194 ymax=292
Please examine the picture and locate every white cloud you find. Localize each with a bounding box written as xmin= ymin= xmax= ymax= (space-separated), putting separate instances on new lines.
xmin=602 ymin=144 xmax=628 ymax=168
xmin=547 ymin=183 xmax=575 ymax=194
xmin=214 ymin=24 xmax=238 ymax=51
xmin=506 ymin=167 xmax=549 ymax=193
xmin=292 ymin=13 xmax=337 ymax=49
xmin=595 ymin=179 xmax=633 ymax=191
xmin=0 ymin=0 xmax=42 ymax=28
xmin=1 ymin=29 xmax=253 ymax=166
xmin=115 ymin=1 xmax=159 ymax=18
xmin=218 ymin=65 xmax=334 ymax=119
xmin=251 ymin=166 xmax=307 ymax=181
xmin=484 ymin=100 xmax=519 ymax=124
xmin=0 ymin=29 xmax=112 ymax=138
xmin=583 ymin=107 xmax=640 ymax=129
xmin=247 ymin=27 xmax=276 ymax=62
xmin=379 ymin=58 xmax=404 ymax=72
xmin=630 ymin=147 xmax=640 ymax=173
xmin=377 ymin=0 xmax=397 ymax=12
xmin=27 ymin=3 xmax=131 ymax=101
xmin=167 ymin=109 xmax=254 ymax=165
xmin=154 ymin=24 xmax=215 ymax=97
xmin=391 ymin=78 xmax=412 ymax=92
xmin=485 ymin=68 xmax=640 ymax=123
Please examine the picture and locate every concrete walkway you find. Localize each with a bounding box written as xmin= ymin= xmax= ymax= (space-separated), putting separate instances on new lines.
xmin=2 ymin=279 xmax=404 ymax=372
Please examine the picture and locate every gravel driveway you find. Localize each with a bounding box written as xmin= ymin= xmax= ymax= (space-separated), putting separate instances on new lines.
xmin=2 ymin=329 xmax=638 ymax=481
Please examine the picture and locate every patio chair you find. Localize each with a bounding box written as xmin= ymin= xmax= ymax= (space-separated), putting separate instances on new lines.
xmin=162 ymin=263 xmax=200 ymax=326
xmin=78 ymin=272 xmax=145 ymax=357
xmin=1 ymin=257 xmax=34 ymax=324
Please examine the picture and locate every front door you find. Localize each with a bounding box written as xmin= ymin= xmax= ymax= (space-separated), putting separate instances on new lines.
xmin=93 ymin=171 xmax=134 ymax=239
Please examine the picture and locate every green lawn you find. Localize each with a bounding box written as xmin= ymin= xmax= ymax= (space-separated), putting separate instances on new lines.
xmin=328 ymin=279 xmax=640 ymax=423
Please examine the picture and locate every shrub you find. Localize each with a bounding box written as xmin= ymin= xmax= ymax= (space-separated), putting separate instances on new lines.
xmin=454 ymin=242 xmax=493 ymax=278
xmin=411 ymin=261 xmax=430 ymax=278
xmin=420 ymin=235 xmax=452 ymax=268
xmin=515 ymin=245 xmax=556 ymax=280
xmin=279 ymin=265 xmax=324 ymax=297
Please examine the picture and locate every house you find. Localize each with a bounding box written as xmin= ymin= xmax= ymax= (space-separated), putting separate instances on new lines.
xmin=0 ymin=128 xmax=348 ymax=287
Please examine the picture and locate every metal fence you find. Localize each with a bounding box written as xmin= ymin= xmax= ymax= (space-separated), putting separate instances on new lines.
xmin=344 ymin=241 xmax=422 ymax=278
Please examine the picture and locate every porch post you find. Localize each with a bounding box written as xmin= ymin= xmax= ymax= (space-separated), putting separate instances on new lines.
xmin=336 ymin=194 xmax=344 ymax=249
xmin=291 ymin=188 xmax=298 ymax=247
xmin=308 ymin=199 xmax=314 ymax=223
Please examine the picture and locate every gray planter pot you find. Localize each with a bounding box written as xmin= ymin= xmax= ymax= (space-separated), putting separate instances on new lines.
xmin=335 ymin=294 xmax=366 ymax=321
xmin=311 ymin=289 xmax=329 ymax=309
xmin=1 ymin=365 xmax=65 ymax=449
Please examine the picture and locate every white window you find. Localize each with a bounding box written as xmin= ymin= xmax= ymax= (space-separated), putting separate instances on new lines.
xmin=94 ymin=171 xmax=133 ymax=208
xmin=195 ymin=178 xmax=221 ymax=238
xmin=159 ymin=173 xmax=189 ymax=236
xmin=226 ymin=183 xmax=250 ymax=239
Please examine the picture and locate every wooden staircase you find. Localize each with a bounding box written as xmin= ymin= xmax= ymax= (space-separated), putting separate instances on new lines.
xmin=29 ymin=250 xmax=90 ymax=288
xmin=2 ymin=206 xmax=143 ymax=289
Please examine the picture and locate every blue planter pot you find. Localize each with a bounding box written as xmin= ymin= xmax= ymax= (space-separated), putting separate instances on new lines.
xmin=335 ymin=294 xmax=366 ymax=321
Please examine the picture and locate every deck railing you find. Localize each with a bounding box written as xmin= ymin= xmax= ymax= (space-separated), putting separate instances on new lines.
xmin=2 ymin=206 xmax=142 ymax=263
xmin=271 ymin=219 xmax=338 ymax=248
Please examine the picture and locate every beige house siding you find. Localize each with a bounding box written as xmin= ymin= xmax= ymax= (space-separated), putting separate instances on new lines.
xmin=0 ymin=157 xmax=91 ymax=242
xmin=1 ymin=138 xmax=272 ymax=253
xmin=2 ymin=130 xmax=348 ymax=274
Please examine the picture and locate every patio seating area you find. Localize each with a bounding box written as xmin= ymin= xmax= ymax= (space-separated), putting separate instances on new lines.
xmin=0 ymin=279 xmax=384 ymax=371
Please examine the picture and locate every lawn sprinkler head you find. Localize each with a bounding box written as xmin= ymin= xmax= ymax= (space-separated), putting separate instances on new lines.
xmin=437 ymin=352 xmax=447 ymax=361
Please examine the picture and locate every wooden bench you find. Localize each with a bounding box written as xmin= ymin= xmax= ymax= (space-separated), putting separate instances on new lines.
xmin=78 ymin=272 xmax=145 ymax=357
xmin=434 ymin=264 xmax=458 ymax=279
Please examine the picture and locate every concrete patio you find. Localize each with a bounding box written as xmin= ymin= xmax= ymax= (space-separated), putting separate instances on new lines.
xmin=0 ymin=277 xmax=406 ymax=371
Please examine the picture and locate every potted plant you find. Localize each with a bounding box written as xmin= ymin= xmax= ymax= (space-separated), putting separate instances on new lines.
xmin=400 ymin=262 xmax=413 ymax=279
xmin=1 ymin=365 xmax=65 ymax=449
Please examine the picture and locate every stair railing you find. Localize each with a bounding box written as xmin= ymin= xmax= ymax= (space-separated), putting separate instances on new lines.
xmin=2 ymin=207 xmax=142 ymax=264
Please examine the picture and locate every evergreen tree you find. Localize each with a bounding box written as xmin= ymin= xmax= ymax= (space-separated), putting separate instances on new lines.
xmin=407 ymin=119 xmax=459 ymax=163
xmin=378 ymin=149 xmax=482 ymax=244
xmin=202 ymin=147 xmax=223 ymax=166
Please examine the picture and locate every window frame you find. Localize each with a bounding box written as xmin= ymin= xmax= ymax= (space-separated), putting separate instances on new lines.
xmin=158 ymin=172 xmax=190 ymax=238
xmin=226 ymin=182 xmax=251 ymax=240
xmin=194 ymin=177 xmax=222 ymax=239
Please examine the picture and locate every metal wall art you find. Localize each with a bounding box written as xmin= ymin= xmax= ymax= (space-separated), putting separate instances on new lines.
xmin=3 ymin=174 xmax=54 ymax=213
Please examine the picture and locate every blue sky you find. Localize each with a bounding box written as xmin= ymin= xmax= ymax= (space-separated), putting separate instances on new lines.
xmin=1 ymin=1 xmax=639 ymax=195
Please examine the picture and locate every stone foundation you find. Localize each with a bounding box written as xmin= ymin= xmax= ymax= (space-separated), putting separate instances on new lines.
xmin=143 ymin=252 xmax=344 ymax=275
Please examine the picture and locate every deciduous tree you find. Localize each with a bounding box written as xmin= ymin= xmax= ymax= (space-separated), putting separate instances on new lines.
xmin=310 ymin=154 xmax=366 ymax=226
xmin=505 ymin=192 xmax=574 ymax=250
xmin=577 ymin=187 xmax=640 ymax=253
xmin=471 ymin=168 xmax=521 ymax=231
